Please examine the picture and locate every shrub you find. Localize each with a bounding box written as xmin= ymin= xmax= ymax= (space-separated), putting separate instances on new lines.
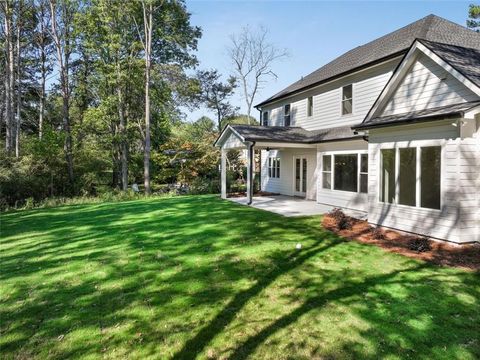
xmin=408 ymin=237 xmax=432 ymax=252
xmin=371 ymin=227 xmax=386 ymax=240
xmin=328 ymin=208 xmax=351 ymax=230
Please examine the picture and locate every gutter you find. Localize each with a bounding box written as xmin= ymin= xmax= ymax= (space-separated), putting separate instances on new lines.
xmin=352 ymin=112 xmax=463 ymax=131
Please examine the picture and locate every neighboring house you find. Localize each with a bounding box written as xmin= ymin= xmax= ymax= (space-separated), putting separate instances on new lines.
xmin=215 ymin=15 xmax=480 ymax=244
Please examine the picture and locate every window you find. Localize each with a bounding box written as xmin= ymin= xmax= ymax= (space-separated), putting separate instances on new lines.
xmin=342 ymin=84 xmax=353 ymax=115
xmin=262 ymin=111 xmax=268 ymax=126
xmin=268 ymin=157 xmax=280 ymax=178
xmin=380 ymin=149 xmax=395 ymax=203
xmin=284 ymin=104 xmax=291 ymax=126
xmin=380 ymin=146 xmax=441 ymax=210
xmin=307 ymin=96 xmax=313 ymax=117
xmin=322 ymin=155 xmax=332 ymax=189
xmin=360 ymin=154 xmax=368 ymax=193
xmin=421 ymin=147 xmax=441 ymax=209
xmin=399 ymin=148 xmax=416 ymax=206
xmin=334 ymin=154 xmax=358 ymax=192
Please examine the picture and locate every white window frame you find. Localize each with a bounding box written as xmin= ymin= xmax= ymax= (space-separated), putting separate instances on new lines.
xmin=377 ymin=141 xmax=443 ymax=211
xmin=262 ymin=111 xmax=269 ymax=126
xmin=321 ymin=150 xmax=368 ymax=193
xmin=268 ymin=157 xmax=281 ymax=178
xmin=322 ymin=155 xmax=332 ymax=190
xmin=284 ymin=104 xmax=291 ymax=126
xmin=307 ymin=96 xmax=313 ymax=117
xmin=341 ymin=84 xmax=353 ymax=116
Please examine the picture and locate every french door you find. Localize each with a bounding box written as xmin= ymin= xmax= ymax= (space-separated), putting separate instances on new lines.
xmin=294 ymin=156 xmax=307 ymax=197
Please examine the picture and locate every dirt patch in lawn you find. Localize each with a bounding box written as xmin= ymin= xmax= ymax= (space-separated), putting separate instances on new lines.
xmin=322 ymin=212 xmax=480 ymax=271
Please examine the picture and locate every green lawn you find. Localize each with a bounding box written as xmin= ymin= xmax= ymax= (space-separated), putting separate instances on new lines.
xmin=1 ymin=195 xmax=479 ymax=359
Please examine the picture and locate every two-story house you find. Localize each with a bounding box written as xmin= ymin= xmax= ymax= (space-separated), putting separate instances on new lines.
xmin=214 ymin=14 xmax=480 ymax=244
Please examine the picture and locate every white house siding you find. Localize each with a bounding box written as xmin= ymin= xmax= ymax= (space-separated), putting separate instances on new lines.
xmin=367 ymin=120 xmax=480 ymax=243
xmin=261 ymin=148 xmax=317 ymax=200
xmin=222 ymin=132 xmax=245 ymax=150
xmin=382 ymin=53 xmax=478 ymax=116
xmin=316 ymin=139 xmax=369 ymax=212
xmin=261 ymin=58 xmax=400 ymax=130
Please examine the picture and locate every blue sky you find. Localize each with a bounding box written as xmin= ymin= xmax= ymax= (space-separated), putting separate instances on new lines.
xmin=185 ymin=0 xmax=473 ymax=122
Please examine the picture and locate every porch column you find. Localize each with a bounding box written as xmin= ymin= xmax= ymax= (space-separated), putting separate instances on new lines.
xmin=246 ymin=142 xmax=254 ymax=205
xmin=221 ymin=148 xmax=227 ymax=199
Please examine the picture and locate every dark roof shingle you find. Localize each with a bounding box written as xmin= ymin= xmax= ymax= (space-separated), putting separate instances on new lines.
xmin=256 ymin=15 xmax=480 ymax=107
xmin=228 ymin=124 xmax=361 ymax=144
xmin=354 ymin=101 xmax=480 ymax=130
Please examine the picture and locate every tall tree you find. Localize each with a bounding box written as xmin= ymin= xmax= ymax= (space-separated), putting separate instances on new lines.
xmin=14 ymin=0 xmax=24 ymax=157
xmin=35 ymin=0 xmax=52 ymax=140
xmin=49 ymin=0 xmax=75 ymax=192
xmin=196 ymin=69 xmax=238 ymax=131
xmin=228 ymin=26 xmax=287 ymax=123
xmin=467 ymin=4 xmax=480 ymax=31
xmin=134 ymin=0 xmax=201 ymax=194
xmin=2 ymin=0 xmax=15 ymax=152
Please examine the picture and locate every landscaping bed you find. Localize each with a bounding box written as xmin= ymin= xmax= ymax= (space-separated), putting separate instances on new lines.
xmin=323 ymin=209 xmax=480 ymax=271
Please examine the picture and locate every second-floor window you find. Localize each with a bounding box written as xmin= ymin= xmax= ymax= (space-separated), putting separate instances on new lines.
xmin=284 ymin=104 xmax=291 ymax=126
xmin=307 ymin=96 xmax=313 ymax=117
xmin=262 ymin=111 xmax=268 ymax=126
xmin=342 ymin=84 xmax=353 ymax=115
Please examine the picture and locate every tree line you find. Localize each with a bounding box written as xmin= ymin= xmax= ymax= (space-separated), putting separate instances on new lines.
xmin=0 ymin=0 xmax=286 ymax=209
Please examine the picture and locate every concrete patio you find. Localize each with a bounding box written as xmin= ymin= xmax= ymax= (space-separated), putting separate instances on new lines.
xmin=228 ymin=195 xmax=367 ymax=219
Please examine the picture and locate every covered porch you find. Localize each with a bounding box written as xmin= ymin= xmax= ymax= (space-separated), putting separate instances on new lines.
xmin=214 ymin=124 xmax=318 ymax=205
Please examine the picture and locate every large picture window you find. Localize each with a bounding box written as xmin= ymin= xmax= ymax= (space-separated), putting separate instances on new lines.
xmin=421 ymin=147 xmax=441 ymax=209
xmin=334 ymin=154 xmax=358 ymax=192
xmin=380 ymin=146 xmax=441 ymax=210
xmin=380 ymin=149 xmax=395 ymax=203
xmin=268 ymin=157 xmax=280 ymax=178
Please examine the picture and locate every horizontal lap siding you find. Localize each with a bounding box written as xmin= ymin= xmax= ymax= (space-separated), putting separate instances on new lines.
xmin=261 ymin=149 xmax=317 ymax=200
xmin=261 ymin=59 xmax=398 ymax=130
xmin=382 ymin=54 xmax=478 ymax=116
xmin=368 ymin=121 xmax=480 ymax=243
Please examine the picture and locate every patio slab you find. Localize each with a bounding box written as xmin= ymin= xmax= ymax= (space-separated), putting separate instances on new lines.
xmin=228 ymin=195 xmax=367 ymax=219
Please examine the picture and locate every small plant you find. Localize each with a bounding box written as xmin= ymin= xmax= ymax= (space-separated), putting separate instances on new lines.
xmin=371 ymin=227 xmax=386 ymax=240
xmin=328 ymin=208 xmax=351 ymax=230
xmin=408 ymin=237 xmax=432 ymax=252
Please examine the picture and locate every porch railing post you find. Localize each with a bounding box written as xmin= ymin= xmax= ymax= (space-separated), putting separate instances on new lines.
xmin=246 ymin=142 xmax=254 ymax=205
xmin=221 ymin=148 xmax=227 ymax=199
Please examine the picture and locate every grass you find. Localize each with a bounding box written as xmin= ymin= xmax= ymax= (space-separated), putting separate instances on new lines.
xmin=1 ymin=195 xmax=479 ymax=359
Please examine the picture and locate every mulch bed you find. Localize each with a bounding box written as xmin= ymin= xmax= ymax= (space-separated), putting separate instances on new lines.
xmin=323 ymin=213 xmax=480 ymax=271
xmin=228 ymin=191 xmax=280 ymax=198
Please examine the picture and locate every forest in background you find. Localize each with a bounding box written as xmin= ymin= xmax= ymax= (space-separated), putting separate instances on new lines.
xmin=0 ymin=0 xmax=287 ymax=210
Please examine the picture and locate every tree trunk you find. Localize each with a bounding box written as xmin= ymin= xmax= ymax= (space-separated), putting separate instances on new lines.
xmin=38 ymin=3 xmax=46 ymax=140
xmin=15 ymin=0 xmax=22 ymax=158
xmin=3 ymin=1 xmax=14 ymax=153
xmin=117 ymin=71 xmax=128 ymax=191
xmin=142 ymin=3 xmax=153 ymax=195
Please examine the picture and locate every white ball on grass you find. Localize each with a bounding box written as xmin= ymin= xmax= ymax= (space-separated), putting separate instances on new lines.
xmin=295 ymin=243 xmax=302 ymax=250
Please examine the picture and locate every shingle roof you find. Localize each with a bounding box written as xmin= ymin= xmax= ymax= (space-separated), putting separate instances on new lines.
xmin=227 ymin=124 xmax=361 ymax=144
xmin=354 ymin=101 xmax=480 ymax=130
xmin=256 ymin=15 xmax=480 ymax=108
xmin=419 ymin=39 xmax=480 ymax=88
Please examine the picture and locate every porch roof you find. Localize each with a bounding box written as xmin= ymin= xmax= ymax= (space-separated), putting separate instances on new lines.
xmin=214 ymin=124 xmax=362 ymax=148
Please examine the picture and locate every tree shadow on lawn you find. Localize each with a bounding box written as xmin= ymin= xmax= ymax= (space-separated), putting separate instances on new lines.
xmin=1 ymin=195 xmax=479 ymax=359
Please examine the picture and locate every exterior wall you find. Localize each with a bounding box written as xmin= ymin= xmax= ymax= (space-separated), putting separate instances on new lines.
xmin=382 ymin=53 xmax=478 ymax=116
xmin=316 ymin=139 xmax=369 ymax=212
xmin=367 ymin=120 xmax=480 ymax=243
xmin=261 ymin=148 xmax=317 ymax=200
xmin=222 ymin=131 xmax=245 ymax=150
xmin=261 ymin=58 xmax=400 ymax=131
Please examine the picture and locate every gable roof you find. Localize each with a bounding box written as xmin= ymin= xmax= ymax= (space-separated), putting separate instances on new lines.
xmin=214 ymin=124 xmax=361 ymax=147
xmin=419 ymin=39 xmax=480 ymax=89
xmin=355 ymin=39 xmax=480 ymax=130
xmin=256 ymin=14 xmax=480 ymax=108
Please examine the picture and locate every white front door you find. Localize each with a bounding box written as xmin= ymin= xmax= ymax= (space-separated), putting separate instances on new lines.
xmin=294 ymin=156 xmax=307 ymax=197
